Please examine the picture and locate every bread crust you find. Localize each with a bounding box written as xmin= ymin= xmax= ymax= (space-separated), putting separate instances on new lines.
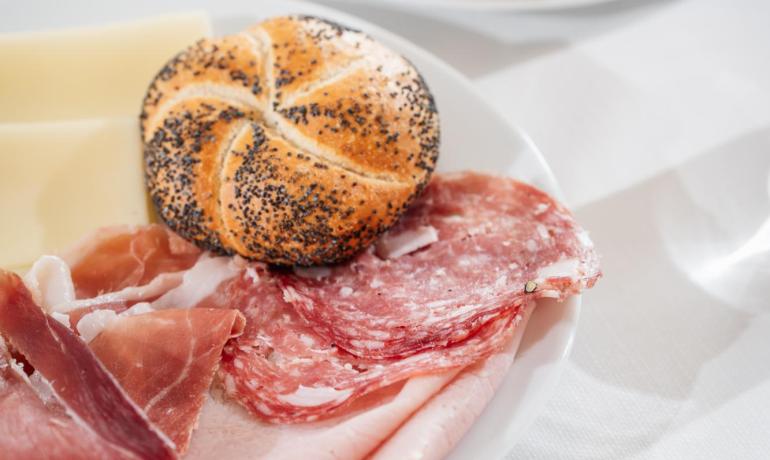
xmin=141 ymin=15 xmax=439 ymax=265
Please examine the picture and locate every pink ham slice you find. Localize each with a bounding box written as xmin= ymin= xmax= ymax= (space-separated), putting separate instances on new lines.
xmin=0 ymin=271 xmax=176 ymax=459
xmin=372 ymin=304 xmax=534 ymax=460
xmin=280 ymin=172 xmax=600 ymax=359
xmin=198 ymin=270 xmax=528 ymax=423
xmin=66 ymin=224 xmax=201 ymax=299
xmin=187 ymin=371 xmax=460 ymax=460
xmin=89 ymin=308 xmax=245 ymax=453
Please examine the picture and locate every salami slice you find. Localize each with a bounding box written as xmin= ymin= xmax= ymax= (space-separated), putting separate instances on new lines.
xmin=280 ymin=172 xmax=600 ymax=359
xmin=199 ymin=270 xmax=529 ymax=423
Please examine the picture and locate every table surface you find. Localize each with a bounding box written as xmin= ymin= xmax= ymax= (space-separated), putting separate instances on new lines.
xmin=318 ymin=0 xmax=770 ymax=458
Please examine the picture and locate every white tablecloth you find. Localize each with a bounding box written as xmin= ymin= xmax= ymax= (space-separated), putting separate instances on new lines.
xmin=321 ymin=0 xmax=770 ymax=458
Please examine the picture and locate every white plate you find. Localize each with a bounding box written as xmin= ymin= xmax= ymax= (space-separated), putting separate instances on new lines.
xmin=2 ymin=1 xmax=580 ymax=458
xmin=329 ymin=0 xmax=622 ymax=12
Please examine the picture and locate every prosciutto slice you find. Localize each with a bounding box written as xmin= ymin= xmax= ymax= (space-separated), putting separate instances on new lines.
xmin=0 ymin=340 xmax=123 ymax=459
xmin=65 ymin=224 xmax=200 ymax=298
xmin=281 ymin=172 xmax=600 ymax=358
xmin=89 ymin=308 xmax=245 ymax=453
xmin=21 ymin=250 xmax=246 ymax=454
xmin=0 ymin=271 xmax=176 ymax=459
xmin=65 ymin=254 xmax=239 ymax=337
xmin=199 ymin=270 xmax=529 ymax=423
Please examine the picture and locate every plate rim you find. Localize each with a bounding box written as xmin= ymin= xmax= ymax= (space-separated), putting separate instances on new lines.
xmin=328 ymin=0 xmax=622 ymax=12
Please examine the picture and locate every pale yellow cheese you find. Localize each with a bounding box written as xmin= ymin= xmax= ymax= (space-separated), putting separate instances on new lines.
xmin=0 ymin=12 xmax=212 ymax=122
xmin=0 ymin=118 xmax=150 ymax=269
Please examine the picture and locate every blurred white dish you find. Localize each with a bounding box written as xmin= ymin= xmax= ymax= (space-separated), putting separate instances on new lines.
xmin=1 ymin=0 xmax=582 ymax=457
xmin=331 ymin=0 xmax=622 ymax=12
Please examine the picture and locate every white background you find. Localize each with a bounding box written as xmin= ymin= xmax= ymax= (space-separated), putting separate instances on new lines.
xmin=319 ymin=0 xmax=770 ymax=458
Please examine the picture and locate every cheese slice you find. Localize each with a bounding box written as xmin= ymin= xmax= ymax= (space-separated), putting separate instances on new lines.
xmin=0 ymin=12 xmax=211 ymax=122
xmin=0 ymin=118 xmax=150 ymax=269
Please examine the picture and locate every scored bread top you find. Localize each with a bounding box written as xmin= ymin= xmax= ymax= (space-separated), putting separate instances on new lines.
xmin=140 ymin=15 xmax=440 ymax=265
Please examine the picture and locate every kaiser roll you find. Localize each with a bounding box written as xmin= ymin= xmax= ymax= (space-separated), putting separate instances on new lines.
xmin=140 ymin=16 xmax=440 ymax=265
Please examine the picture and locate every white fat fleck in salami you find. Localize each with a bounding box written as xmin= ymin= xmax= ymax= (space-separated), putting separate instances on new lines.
xmin=293 ymin=266 xmax=332 ymax=280
xmin=279 ymin=172 xmax=601 ymax=359
xmin=375 ymin=225 xmax=439 ymax=259
xmin=277 ymin=386 xmax=353 ymax=407
xmin=536 ymin=258 xmax=580 ymax=281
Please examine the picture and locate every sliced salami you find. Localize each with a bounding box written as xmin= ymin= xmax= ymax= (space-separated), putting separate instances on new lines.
xmin=199 ymin=270 xmax=530 ymax=423
xmin=280 ymin=172 xmax=600 ymax=359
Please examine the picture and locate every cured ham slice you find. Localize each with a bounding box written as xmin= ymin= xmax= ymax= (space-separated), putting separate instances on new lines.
xmin=46 ymin=224 xmax=207 ymax=332
xmin=188 ymin=372 xmax=460 ymax=460
xmin=18 ymin=251 xmax=246 ymax=453
xmin=89 ymin=308 xmax=245 ymax=453
xmin=151 ymin=254 xmax=241 ymax=310
xmin=64 ymin=271 xmax=185 ymax=313
xmin=199 ymin=271 xmax=528 ymax=423
xmin=0 ymin=271 xmax=176 ymax=459
xmin=65 ymin=254 xmax=239 ymax=336
xmin=22 ymin=254 xmax=186 ymax=338
xmin=281 ymin=172 xmax=600 ymax=358
xmin=65 ymin=224 xmax=201 ymax=298
xmin=0 ymin=340 xmax=124 ymax=459
xmin=371 ymin=305 xmax=534 ymax=460
xmin=23 ymin=253 xmax=185 ymax=327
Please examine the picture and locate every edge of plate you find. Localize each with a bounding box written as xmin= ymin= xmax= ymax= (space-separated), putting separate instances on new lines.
xmin=329 ymin=0 xmax=621 ymax=12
